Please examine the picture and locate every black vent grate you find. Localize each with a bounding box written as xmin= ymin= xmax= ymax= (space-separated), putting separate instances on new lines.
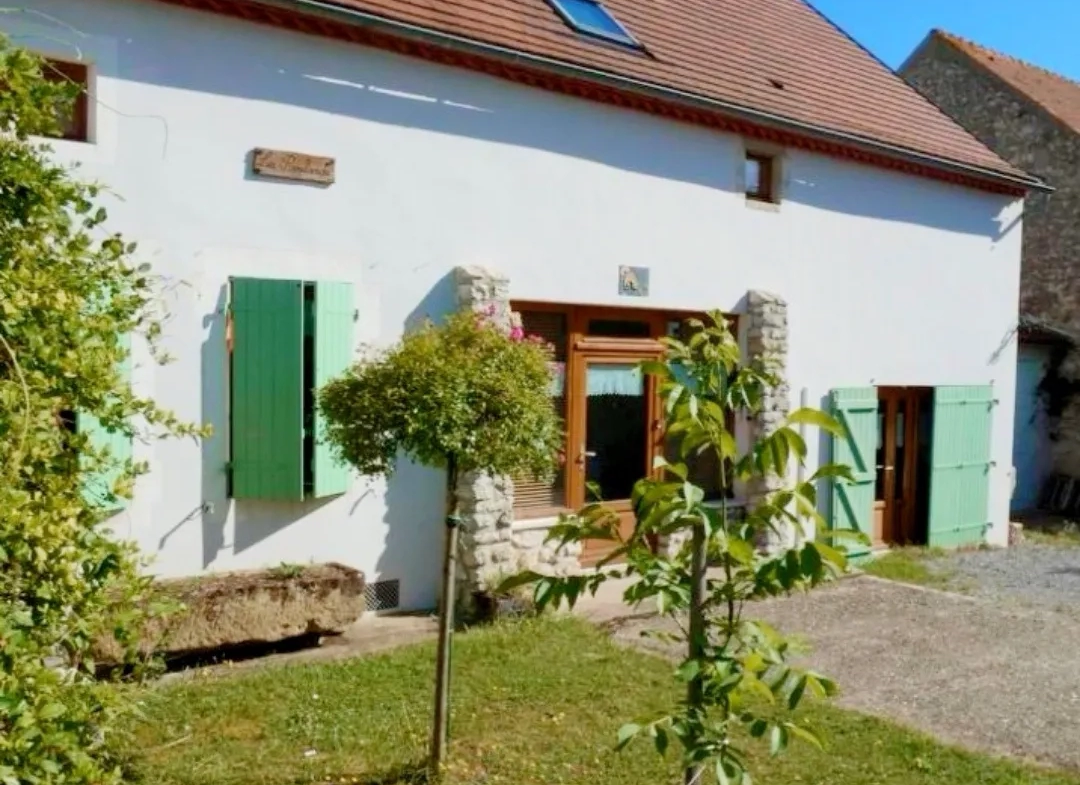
xmin=364 ymin=579 xmax=401 ymax=612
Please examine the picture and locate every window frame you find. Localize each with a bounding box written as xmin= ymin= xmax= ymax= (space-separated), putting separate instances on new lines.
xmin=744 ymin=151 xmax=778 ymax=204
xmin=511 ymin=302 xmax=738 ymax=519
xmin=547 ymin=0 xmax=642 ymax=49
xmin=41 ymin=57 xmax=90 ymax=143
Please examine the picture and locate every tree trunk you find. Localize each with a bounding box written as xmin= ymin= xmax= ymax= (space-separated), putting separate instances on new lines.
xmin=684 ymin=519 xmax=707 ymax=785
xmin=430 ymin=457 xmax=460 ymax=778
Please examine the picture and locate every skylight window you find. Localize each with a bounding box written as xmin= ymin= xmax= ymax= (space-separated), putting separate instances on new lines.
xmin=547 ymin=0 xmax=640 ymax=48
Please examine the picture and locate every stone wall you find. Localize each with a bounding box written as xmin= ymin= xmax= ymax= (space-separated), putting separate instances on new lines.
xmin=452 ymin=266 xmax=579 ymax=603
xmin=744 ymin=291 xmax=794 ymax=547
xmin=454 ymin=264 xmax=513 ymax=332
xmin=901 ymin=36 xmax=1080 ymax=473
xmin=902 ymin=36 xmax=1080 ymax=331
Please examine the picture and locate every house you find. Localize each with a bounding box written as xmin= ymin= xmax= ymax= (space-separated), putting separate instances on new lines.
xmin=901 ymin=31 xmax=1080 ymax=514
xmin=3 ymin=0 xmax=1043 ymax=611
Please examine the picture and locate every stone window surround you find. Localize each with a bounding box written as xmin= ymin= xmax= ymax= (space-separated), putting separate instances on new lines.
xmin=739 ymin=138 xmax=788 ymax=210
xmin=452 ymin=265 xmax=790 ymax=602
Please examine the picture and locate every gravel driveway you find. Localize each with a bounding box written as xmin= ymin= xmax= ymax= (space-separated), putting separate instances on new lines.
xmin=608 ymin=576 xmax=1080 ymax=770
xmin=935 ymin=541 xmax=1080 ymax=614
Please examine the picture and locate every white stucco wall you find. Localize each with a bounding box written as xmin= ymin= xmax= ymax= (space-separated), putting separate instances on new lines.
xmin=3 ymin=0 xmax=1023 ymax=609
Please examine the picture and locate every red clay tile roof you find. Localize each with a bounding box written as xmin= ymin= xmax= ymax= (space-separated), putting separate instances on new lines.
xmin=933 ymin=30 xmax=1080 ymax=136
xmin=308 ymin=0 xmax=1028 ymax=181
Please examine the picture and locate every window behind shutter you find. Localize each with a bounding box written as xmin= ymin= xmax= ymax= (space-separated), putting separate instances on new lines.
xmin=512 ymin=310 xmax=567 ymax=513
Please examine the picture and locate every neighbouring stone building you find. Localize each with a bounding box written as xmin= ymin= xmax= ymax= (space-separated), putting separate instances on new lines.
xmin=902 ymin=31 xmax=1080 ymax=505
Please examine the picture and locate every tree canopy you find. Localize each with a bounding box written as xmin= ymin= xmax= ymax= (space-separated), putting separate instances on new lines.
xmin=318 ymin=309 xmax=561 ymax=480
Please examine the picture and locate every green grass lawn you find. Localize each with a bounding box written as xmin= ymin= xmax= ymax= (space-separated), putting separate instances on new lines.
xmin=124 ymin=617 xmax=1080 ymax=785
xmin=862 ymin=547 xmax=956 ymax=589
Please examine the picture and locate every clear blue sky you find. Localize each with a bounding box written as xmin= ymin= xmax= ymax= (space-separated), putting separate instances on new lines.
xmin=811 ymin=0 xmax=1080 ymax=77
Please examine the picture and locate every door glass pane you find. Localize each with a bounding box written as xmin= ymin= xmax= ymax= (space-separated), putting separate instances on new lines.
xmin=587 ymin=319 xmax=651 ymax=338
xmin=894 ymin=401 xmax=907 ymax=500
xmin=745 ymin=156 xmax=763 ymax=196
xmin=665 ymin=437 xmax=724 ymax=500
xmin=665 ymin=362 xmax=725 ymax=500
xmin=585 ymin=362 xmax=646 ymax=501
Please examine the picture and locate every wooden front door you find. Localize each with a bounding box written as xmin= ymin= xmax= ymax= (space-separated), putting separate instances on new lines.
xmin=876 ymin=387 xmax=927 ymax=545
xmin=571 ymin=342 xmax=661 ymax=566
xmin=512 ymin=303 xmax=738 ymax=566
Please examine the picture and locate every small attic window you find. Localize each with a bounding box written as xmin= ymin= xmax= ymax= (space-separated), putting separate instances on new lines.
xmin=41 ymin=58 xmax=89 ymax=142
xmin=547 ymin=0 xmax=640 ymax=48
xmin=745 ymin=152 xmax=777 ymax=203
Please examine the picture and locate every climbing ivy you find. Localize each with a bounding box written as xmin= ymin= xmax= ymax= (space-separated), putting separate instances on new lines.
xmin=0 ymin=40 xmax=199 ymax=784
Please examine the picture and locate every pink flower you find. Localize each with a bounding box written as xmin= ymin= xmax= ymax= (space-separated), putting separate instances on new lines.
xmin=509 ymin=326 xmax=525 ymax=341
xmin=484 ymin=303 xmax=497 ymax=316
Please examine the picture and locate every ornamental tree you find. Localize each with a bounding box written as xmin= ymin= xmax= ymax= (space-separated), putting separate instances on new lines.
xmin=503 ymin=311 xmax=861 ymax=785
xmin=0 ymin=41 xmax=199 ymax=784
xmin=318 ymin=308 xmax=560 ymax=487
xmin=317 ymin=307 xmax=562 ymax=773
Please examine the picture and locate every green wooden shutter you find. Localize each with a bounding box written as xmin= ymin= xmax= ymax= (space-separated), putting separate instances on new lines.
xmin=79 ymin=332 xmax=133 ymax=512
xmin=312 ymin=281 xmax=354 ymax=497
xmin=927 ymin=385 xmax=994 ymax=548
xmin=830 ymin=387 xmax=877 ymax=557
xmin=231 ymin=277 xmax=304 ymax=500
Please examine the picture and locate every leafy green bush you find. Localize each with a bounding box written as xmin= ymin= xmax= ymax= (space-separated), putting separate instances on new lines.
xmin=0 ymin=40 xmax=197 ymax=784
xmin=318 ymin=309 xmax=561 ymax=481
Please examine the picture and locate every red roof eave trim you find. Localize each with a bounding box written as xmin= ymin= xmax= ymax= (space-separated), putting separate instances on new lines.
xmin=155 ymin=0 xmax=1027 ymax=197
